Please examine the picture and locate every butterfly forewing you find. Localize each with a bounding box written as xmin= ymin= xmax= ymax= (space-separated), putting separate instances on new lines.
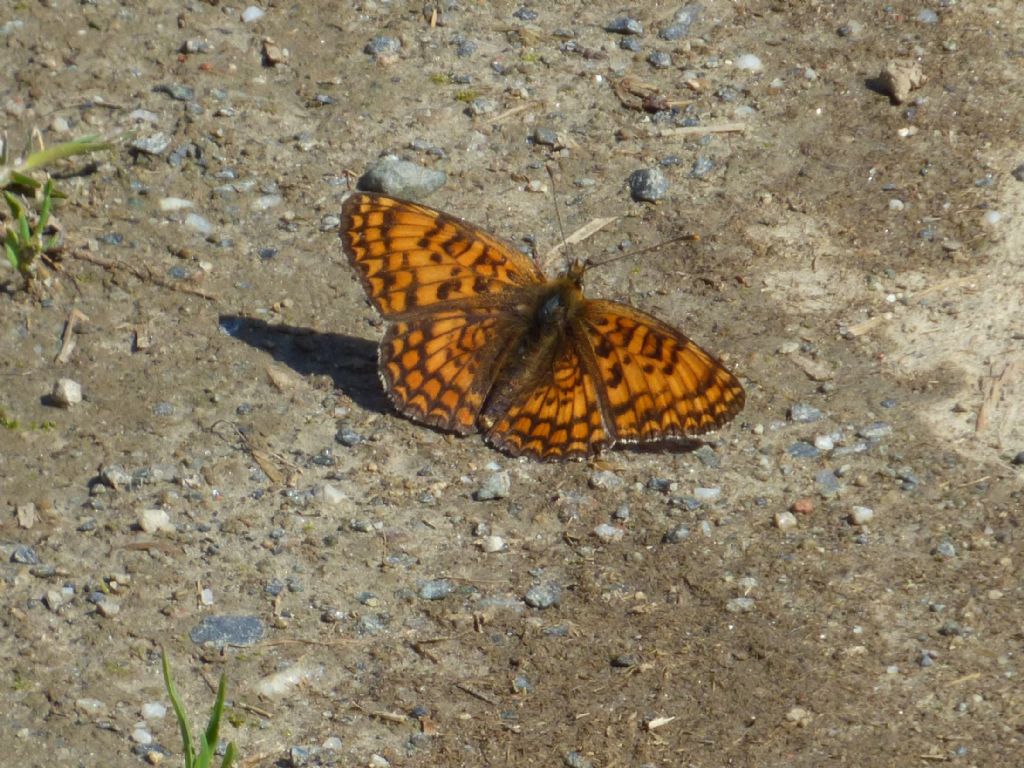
xmin=341 ymin=193 xmax=542 ymax=318
xmin=577 ymin=300 xmax=746 ymax=442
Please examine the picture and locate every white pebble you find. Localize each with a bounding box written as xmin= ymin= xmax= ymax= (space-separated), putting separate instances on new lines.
xmin=184 ymin=213 xmax=213 ymax=236
xmin=594 ymin=523 xmax=625 ymax=543
xmin=726 ymin=597 xmax=755 ymax=613
xmin=254 ymin=664 xmax=322 ymax=698
xmin=888 ymin=198 xmax=905 ymax=211
xmin=141 ymin=702 xmax=167 ymax=720
xmin=76 ymin=698 xmax=105 ymax=714
xmin=774 ymin=511 xmax=798 ymax=530
xmin=849 ymin=506 xmax=874 ymax=525
xmin=982 ymin=210 xmax=1002 ymax=226
xmin=137 ymin=508 xmax=174 ymax=534
xmin=131 ymin=727 xmax=153 ymax=745
xmin=52 ymin=378 xmax=83 ymax=407
xmin=241 ymin=6 xmax=265 ymax=23
xmin=322 ymin=737 xmax=343 ymax=751
xmin=693 ymin=486 xmax=721 ymax=502
xmin=251 ymin=194 xmax=282 ymax=211
xmin=200 ymin=587 xmax=214 ymax=606
xmin=786 ymin=706 xmax=812 ymax=726
xmin=159 ymin=197 xmax=194 ymax=212
xmin=369 ymin=755 xmax=390 ymax=768
xmin=813 ymin=435 xmax=834 ymax=451
xmin=735 ymin=53 xmax=764 ymax=73
xmin=320 ymin=483 xmax=347 ymax=506
xmin=480 ymin=535 xmax=507 ymax=553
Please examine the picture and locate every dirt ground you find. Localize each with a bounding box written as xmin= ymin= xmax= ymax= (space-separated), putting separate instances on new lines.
xmin=2 ymin=1 xmax=1023 ymax=766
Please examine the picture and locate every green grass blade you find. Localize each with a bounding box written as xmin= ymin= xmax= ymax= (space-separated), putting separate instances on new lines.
xmin=37 ymin=180 xmax=54 ymax=233
xmin=4 ymin=190 xmax=24 ymax=218
xmin=202 ymin=672 xmax=227 ymax=759
xmin=161 ymin=649 xmax=196 ymax=768
xmin=5 ymin=239 xmax=18 ymax=270
xmin=220 ymin=742 xmax=237 ymax=768
xmin=17 ymin=135 xmax=111 ymax=175
xmin=17 ymin=211 xmax=30 ymax=244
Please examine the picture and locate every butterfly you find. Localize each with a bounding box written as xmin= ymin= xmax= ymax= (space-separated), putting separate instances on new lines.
xmin=339 ymin=192 xmax=745 ymax=461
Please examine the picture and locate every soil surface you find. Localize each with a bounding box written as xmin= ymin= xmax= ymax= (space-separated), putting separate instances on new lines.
xmin=2 ymin=2 xmax=1023 ymax=766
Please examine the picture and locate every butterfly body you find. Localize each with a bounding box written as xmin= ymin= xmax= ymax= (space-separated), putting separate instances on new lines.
xmin=341 ymin=192 xmax=744 ymax=460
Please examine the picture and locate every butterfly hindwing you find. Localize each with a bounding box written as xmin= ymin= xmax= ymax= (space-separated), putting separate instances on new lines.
xmin=380 ymin=308 xmax=524 ymax=434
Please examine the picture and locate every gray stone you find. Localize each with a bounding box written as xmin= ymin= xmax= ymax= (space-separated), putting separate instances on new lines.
xmin=357 ymin=155 xmax=446 ymax=200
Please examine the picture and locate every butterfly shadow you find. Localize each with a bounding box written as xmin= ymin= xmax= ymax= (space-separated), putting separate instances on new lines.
xmin=218 ymin=314 xmax=388 ymax=415
xmin=619 ymin=437 xmax=707 ymax=457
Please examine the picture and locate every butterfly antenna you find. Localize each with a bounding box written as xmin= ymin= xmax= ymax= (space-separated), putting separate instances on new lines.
xmin=586 ymin=232 xmax=701 ymax=273
xmin=545 ymin=164 xmax=574 ymax=271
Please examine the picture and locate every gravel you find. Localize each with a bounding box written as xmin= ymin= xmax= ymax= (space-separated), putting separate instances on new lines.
xmin=627 ymin=167 xmax=669 ymax=202
xmin=357 ymin=155 xmax=446 ymax=199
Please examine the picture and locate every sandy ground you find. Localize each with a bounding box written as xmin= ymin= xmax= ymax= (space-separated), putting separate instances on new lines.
xmin=2 ymin=1 xmax=1023 ymax=766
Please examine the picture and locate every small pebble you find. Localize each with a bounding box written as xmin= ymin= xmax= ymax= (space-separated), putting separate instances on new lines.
xmin=933 ymin=540 xmax=957 ymax=559
xmin=512 ymin=7 xmax=538 ymax=21
xmin=254 ymin=664 xmax=322 ymax=698
xmin=241 ymin=6 xmax=265 ymax=23
xmin=857 ymin=422 xmax=892 ymax=440
xmin=627 ymin=167 xmax=669 ymax=202
xmin=619 ymin=37 xmax=642 ymax=53
xmin=532 ymin=127 xmax=559 ymax=147
xmin=474 ymin=470 xmax=511 ymax=501
xmin=51 ymin=378 xmax=83 ymax=407
xmin=1010 ymin=450 xmax=1024 ymax=466
xmin=662 ymin=524 xmax=690 ymax=544
xmin=141 ymin=702 xmax=167 ymax=720
xmin=589 ymin=470 xmax=624 ymax=490
xmin=137 ymin=508 xmax=174 ymax=534
xmin=184 ymin=213 xmax=213 ymax=236
xmin=647 ymin=51 xmax=672 ymax=69
xmin=358 ymin=155 xmax=446 ymax=200
xmin=693 ymin=486 xmax=721 ymax=503
xmin=594 ymin=523 xmax=625 ymax=543
xmin=524 ymin=583 xmax=561 ymax=609
xmin=364 ymin=36 xmax=401 ymax=60
xmin=606 ymin=17 xmax=643 ymax=36
xmin=154 ymin=83 xmax=195 ymax=102
xmin=774 ymin=511 xmax=798 ymax=531
xmin=849 ymin=506 xmax=874 ymax=525
xmin=916 ymin=9 xmax=939 ymax=23
xmin=190 ymin=615 xmax=265 ymax=647
xmin=660 ymin=5 xmax=702 ymax=40
xmin=564 ymin=752 xmax=593 ymax=768
xmin=131 ymin=133 xmax=171 ymax=156
xmin=725 ymin=597 xmax=755 ymax=613
xmin=689 ymin=155 xmax=715 ymax=179
xmin=815 ymin=470 xmax=841 ymax=497
xmin=44 ymin=590 xmax=64 ymax=611
xmin=480 ymin=535 xmax=506 ymax=553
xmin=419 ymin=579 xmax=453 ymax=600
xmin=131 ymin=728 xmax=153 ymax=745
xmin=11 ymin=545 xmax=39 ymax=565
xmin=735 ymin=53 xmax=764 ymax=73
xmin=877 ymin=60 xmax=927 ymax=104
xmin=1011 ymin=164 xmax=1024 ymax=183
xmin=320 ymin=483 xmax=347 ymax=506
xmin=813 ymin=435 xmax=834 ymax=451
xmin=787 ymin=441 xmax=820 ymax=459
xmin=611 ymin=654 xmax=638 ymax=668
xmin=837 ymin=20 xmax=863 ymax=37
xmin=159 ymin=197 xmax=193 ymax=212
xmin=789 ymin=404 xmax=823 ymax=423
xmin=786 ymin=706 xmax=812 ymax=726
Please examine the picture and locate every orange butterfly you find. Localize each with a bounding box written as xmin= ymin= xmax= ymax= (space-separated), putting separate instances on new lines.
xmin=339 ymin=192 xmax=744 ymax=460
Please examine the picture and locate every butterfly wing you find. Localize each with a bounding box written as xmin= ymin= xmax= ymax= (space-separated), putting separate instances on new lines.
xmin=481 ymin=335 xmax=611 ymax=460
xmin=577 ymin=300 xmax=745 ymax=443
xmin=341 ymin=192 xmax=543 ymax=319
xmin=379 ymin=308 xmax=527 ymax=434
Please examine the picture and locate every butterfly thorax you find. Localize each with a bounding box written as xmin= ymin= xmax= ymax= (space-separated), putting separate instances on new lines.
xmin=532 ymin=274 xmax=585 ymax=339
